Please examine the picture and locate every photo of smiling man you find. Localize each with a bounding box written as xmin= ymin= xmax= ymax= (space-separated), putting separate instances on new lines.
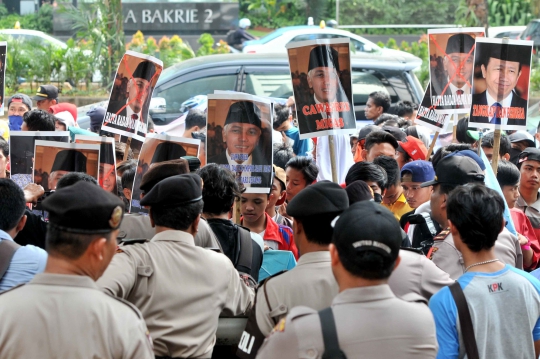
xmin=470 ymin=38 xmax=533 ymax=130
xmin=207 ymin=94 xmax=273 ymax=192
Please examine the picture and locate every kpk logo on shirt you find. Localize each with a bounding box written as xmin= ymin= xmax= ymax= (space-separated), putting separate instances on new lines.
xmin=487 ymin=282 xmax=506 ymax=293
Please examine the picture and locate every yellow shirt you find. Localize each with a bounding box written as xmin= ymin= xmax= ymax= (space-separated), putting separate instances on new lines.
xmin=382 ymin=192 xmax=412 ymax=221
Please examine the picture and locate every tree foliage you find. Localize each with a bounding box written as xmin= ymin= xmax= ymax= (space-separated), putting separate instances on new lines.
xmin=455 ymin=0 xmax=533 ymax=27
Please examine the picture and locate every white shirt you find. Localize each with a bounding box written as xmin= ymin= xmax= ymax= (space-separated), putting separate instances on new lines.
xmin=448 ymin=79 xmax=471 ymax=107
xmin=486 ymin=90 xmax=513 ymax=126
xmin=225 ymin=150 xmax=252 ymax=188
xmin=125 ymin=102 xmax=145 ymax=133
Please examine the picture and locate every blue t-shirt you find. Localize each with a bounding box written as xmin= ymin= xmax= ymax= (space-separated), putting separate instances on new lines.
xmin=429 ymin=265 xmax=540 ymax=358
xmin=284 ymin=127 xmax=312 ymax=156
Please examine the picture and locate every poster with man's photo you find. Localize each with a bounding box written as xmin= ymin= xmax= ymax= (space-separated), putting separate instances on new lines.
xmin=100 ymin=51 xmax=163 ymax=158
xmin=9 ymin=131 xmax=70 ymax=189
xmin=0 ymin=42 xmax=6 ymax=116
xmin=286 ymin=38 xmax=356 ymax=139
xmin=33 ymin=141 xmax=100 ymax=191
xmin=415 ymin=87 xmax=452 ymax=133
xmin=75 ymin=135 xmax=117 ymax=195
xmin=428 ymin=28 xmax=485 ymax=113
xmin=469 ymin=38 xmax=533 ymax=131
xmin=130 ymin=133 xmax=200 ymax=214
xmin=206 ymin=93 xmax=273 ymax=193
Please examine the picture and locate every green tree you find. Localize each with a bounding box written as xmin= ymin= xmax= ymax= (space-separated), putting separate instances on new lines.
xmin=456 ymin=0 xmax=532 ymax=28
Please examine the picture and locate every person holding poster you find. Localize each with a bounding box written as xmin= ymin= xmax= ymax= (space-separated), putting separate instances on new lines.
xmin=470 ymin=40 xmax=532 ymax=128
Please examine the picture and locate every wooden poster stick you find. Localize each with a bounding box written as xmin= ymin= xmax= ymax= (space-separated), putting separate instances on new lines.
xmin=452 ymin=113 xmax=458 ymax=143
xmin=123 ymin=137 xmax=132 ymax=162
xmin=328 ymin=135 xmax=338 ymax=183
xmin=491 ymin=129 xmax=502 ymax=175
xmin=426 ymin=131 xmax=439 ymax=159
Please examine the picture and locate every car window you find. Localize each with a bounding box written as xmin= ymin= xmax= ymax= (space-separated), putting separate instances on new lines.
xmin=523 ymin=22 xmax=540 ymax=38
xmin=289 ymin=34 xmax=321 ymax=43
xmin=244 ymin=70 xmax=293 ymax=99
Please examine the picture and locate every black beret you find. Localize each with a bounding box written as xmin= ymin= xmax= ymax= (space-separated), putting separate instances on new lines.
xmin=333 ymin=201 xmax=401 ymax=261
xmin=224 ymin=101 xmax=262 ymax=129
xmin=132 ymin=61 xmax=157 ymax=82
xmin=139 ymin=158 xmax=190 ymax=193
xmin=42 ymin=181 xmax=124 ymax=234
xmin=480 ymin=42 xmax=530 ymax=66
xmin=308 ymin=45 xmax=340 ymax=72
xmin=518 ymin=147 xmax=540 ymax=166
xmin=445 ymin=33 xmax=475 ymax=54
xmin=140 ymin=173 xmax=202 ymax=208
xmin=182 ymin=156 xmax=201 ymax=172
xmin=100 ymin=143 xmax=115 ymax=165
xmin=51 ymin=150 xmax=87 ymax=173
xmin=151 ymin=142 xmax=187 ymax=164
xmin=287 ymin=181 xmax=349 ymax=217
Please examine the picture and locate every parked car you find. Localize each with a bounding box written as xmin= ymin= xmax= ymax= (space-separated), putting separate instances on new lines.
xmin=487 ymin=26 xmax=526 ymax=39
xmin=520 ymin=19 xmax=540 ymax=53
xmin=0 ymin=28 xmax=67 ymax=48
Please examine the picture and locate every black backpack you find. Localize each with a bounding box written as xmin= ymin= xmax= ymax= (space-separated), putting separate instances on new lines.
xmin=226 ymin=30 xmax=237 ymax=46
xmin=407 ymin=212 xmax=441 ymax=255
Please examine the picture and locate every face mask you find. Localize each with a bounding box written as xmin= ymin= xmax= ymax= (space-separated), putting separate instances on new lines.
xmin=8 ymin=115 xmax=23 ymax=131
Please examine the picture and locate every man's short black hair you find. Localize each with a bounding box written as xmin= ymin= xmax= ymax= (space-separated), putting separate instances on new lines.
xmin=496 ymin=160 xmax=520 ymax=187
xmin=185 ymin=109 xmax=206 ymax=131
xmin=368 ymin=91 xmax=391 ymax=113
xmin=431 ymin=143 xmax=473 ymax=169
xmin=373 ymin=113 xmax=398 ymax=126
xmin=273 ymin=104 xmax=289 ymax=130
xmin=373 ymin=156 xmax=400 ymax=188
xmin=46 ymin=225 xmax=114 ymax=259
xmin=0 ymin=137 xmax=8 ymax=157
xmin=56 ymin=172 xmax=98 ymax=189
xmin=364 ymin=131 xmax=398 ymax=152
xmin=273 ymin=143 xmax=294 ymax=169
xmin=116 ymin=159 xmax=137 ymax=176
xmin=151 ymin=200 xmax=204 ymax=231
xmin=285 ymin=156 xmax=318 ymax=184
xmin=388 ymin=100 xmax=414 ymax=118
xmin=345 ymin=161 xmax=387 ymax=189
xmin=121 ymin=167 xmax=136 ymax=190
xmin=339 ymin=250 xmax=395 ymax=280
xmin=295 ymin=212 xmax=342 ymax=246
xmin=198 ymin=163 xmax=241 ymax=215
xmin=456 ymin=117 xmax=477 ymax=145
xmin=481 ymin=132 xmax=511 ymax=157
xmin=23 ymin=109 xmax=55 ymax=131
xmin=447 ymin=184 xmax=504 ymax=252
xmin=0 ymin=179 xmax=26 ymax=231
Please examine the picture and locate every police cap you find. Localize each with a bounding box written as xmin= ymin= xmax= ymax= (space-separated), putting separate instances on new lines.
xmin=139 ymin=158 xmax=190 ymax=193
xmin=140 ymin=173 xmax=202 ymax=208
xmin=287 ymin=180 xmax=349 ymax=217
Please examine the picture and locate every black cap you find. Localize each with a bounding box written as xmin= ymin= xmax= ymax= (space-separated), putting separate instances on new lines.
xmin=345 ymin=180 xmax=374 ymax=205
xmin=32 ymin=85 xmax=58 ymax=101
xmin=482 ymin=42 xmax=529 ymax=65
xmin=224 ymin=101 xmax=262 ymax=129
xmin=100 ymin=143 xmax=115 ymax=165
xmin=445 ymin=33 xmax=475 ymax=54
xmin=421 ymin=155 xmax=485 ymax=187
xmin=132 ymin=61 xmax=157 ymax=82
xmin=140 ymin=173 xmax=202 ymax=208
xmin=358 ymin=125 xmax=379 ymax=141
xmin=287 ymin=181 xmax=349 ymax=217
xmin=509 ymin=131 xmax=536 ymax=148
xmin=518 ymin=147 xmax=540 ymax=166
xmin=308 ymin=45 xmax=340 ymax=72
xmin=333 ymin=201 xmax=401 ymax=261
xmin=182 ymin=156 xmax=201 ymax=172
xmin=151 ymin=142 xmax=187 ymax=164
xmin=42 ymin=181 xmax=124 ymax=234
xmin=382 ymin=126 xmax=407 ymax=142
xmin=140 ymin=159 xmax=190 ymax=193
xmin=51 ymin=150 xmax=87 ymax=173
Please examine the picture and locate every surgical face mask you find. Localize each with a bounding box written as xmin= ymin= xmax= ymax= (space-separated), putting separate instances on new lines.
xmin=8 ymin=115 xmax=23 ymax=131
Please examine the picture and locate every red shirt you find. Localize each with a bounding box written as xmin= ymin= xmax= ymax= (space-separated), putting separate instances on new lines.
xmin=511 ymin=207 xmax=540 ymax=270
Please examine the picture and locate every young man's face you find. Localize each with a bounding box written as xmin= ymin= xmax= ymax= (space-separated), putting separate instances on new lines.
xmin=241 ymin=193 xmax=268 ymax=224
xmin=502 ymin=184 xmax=519 ymax=209
xmin=285 ymin=167 xmax=308 ymax=201
xmin=430 ymin=184 xmax=447 ymax=228
xmin=520 ymin=160 xmax=540 ymax=192
xmin=223 ymin=123 xmax=261 ymax=162
xmin=267 ymin=177 xmax=285 ymax=210
xmin=99 ymin=163 xmax=116 ymax=193
xmin=8 ymin=102 xmax=29 ymax=117
xmin=364 ymin=143 xmax=396 ymax=162
xmin=444 ymin=52 xmax=473 ymax=88
xmin=402 ymin=181 xmax=432 ymax=209
xmin=364 ymin=97 xmax=382 ymax=120
xmin=482 ymin=146 xmax=496 ymax=162
xmin=382 ymin=184 xmax=401 ymax=205
xmin=308 ymin=67 xmax=339 ymax=103
xmin=481 ymin=58 xmax=521 ymax=101
xmin=36 ymin=98 xmax=56 ymax=111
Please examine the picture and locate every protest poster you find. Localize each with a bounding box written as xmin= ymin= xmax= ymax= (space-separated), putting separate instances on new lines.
xmin=100 ymin=51 xmax=163 ymax=158
xmin=9 ymin=131 xmax=69 ymax=189
xmin=33 ymin=141 xmax=100 ymax=191
xmin=0 ymin=42 xmax=6 ymax=116
xmin=415 ymin=87 xmax=453 ymax=133
xmin=286 ymin=38 xmax=356 ymax=139
xmin=130 ymin=133 xmax=200 ymax=213
xmin=75 ymin=135 xmax=117 ymax=195
xmin=428 ymin=28 xmax=485 ymax=113
xmin=206 ymin=92 xmax=273 ymax=193
xmin=469 ymin=37 xmax=533 ymax=131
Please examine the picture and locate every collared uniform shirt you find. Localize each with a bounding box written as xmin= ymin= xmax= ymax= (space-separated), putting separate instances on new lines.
xmin=256 ymin=285 xmax=438 ymax=359
xmin=0 ymin=273 xmax=154 ymax=358
xmin=0 ymin=229 xmax=47 ymax=291
xmin=382 ymin=192 xmax=413 ymax=221
xmin=97 ymin=230 xmax=255 ymax=358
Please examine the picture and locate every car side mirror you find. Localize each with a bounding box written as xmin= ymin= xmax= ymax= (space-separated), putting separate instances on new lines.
xmin=149 ymin=97 xmax=166 ymax=114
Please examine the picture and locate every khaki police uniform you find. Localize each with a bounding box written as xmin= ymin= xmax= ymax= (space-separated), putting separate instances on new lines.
xmin=389 ymin=248 xmax=453 ymax=300
xmin=429 ymin=227 xmax=523 ymax=279
xmin=119 ymin=213 xmax=222 ymax=251
xmin=97 ymin=230 xmax=254 ymax=358
xmin=256 ymin=285 xmax=438 ymax=359
xmin=0 ymin=273 xmax=153 ymax=358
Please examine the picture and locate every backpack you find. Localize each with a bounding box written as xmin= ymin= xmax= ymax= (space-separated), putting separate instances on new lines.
xmin=408 ymin=212 xmax=441 ymax=255
xmin=226 ymin=30 xmax=237 ymax=46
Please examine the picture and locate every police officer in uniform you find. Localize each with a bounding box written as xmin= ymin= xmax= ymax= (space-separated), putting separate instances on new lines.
xmin=97 ymin=174 xmax=255 ymax=358
xmin=238 ymin=181 xmax=347 ymax=358
xmin=0 ymin=181 xmax=154 ymax=358
xmin=256 ymin=201 xmax=438 ymax=359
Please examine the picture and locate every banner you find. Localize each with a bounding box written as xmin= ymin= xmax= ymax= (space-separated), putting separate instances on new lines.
xmin=286 ymin=38 xmax=356 ymax=139
xmin=415 ymin=87 xmax=452 ymax=132
xmin=428 ymin=28 xmax=485 ymax=113
xmin=100 ymin=51 xmax=163 ymax=158
xmin=75 ymin=135 xmax=117 ymax=195
xmin=469 ymin=37 xmax=534 ymax=131
xmin=206 ymin=92 xmax=273 ymax=193
xmin=33 ymin=141 xmax=100 ymax=191
xmin=9 ymin=131 xmax=69 ymax=189
xmin=130 ymin=133 xmax=200 ymax=213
